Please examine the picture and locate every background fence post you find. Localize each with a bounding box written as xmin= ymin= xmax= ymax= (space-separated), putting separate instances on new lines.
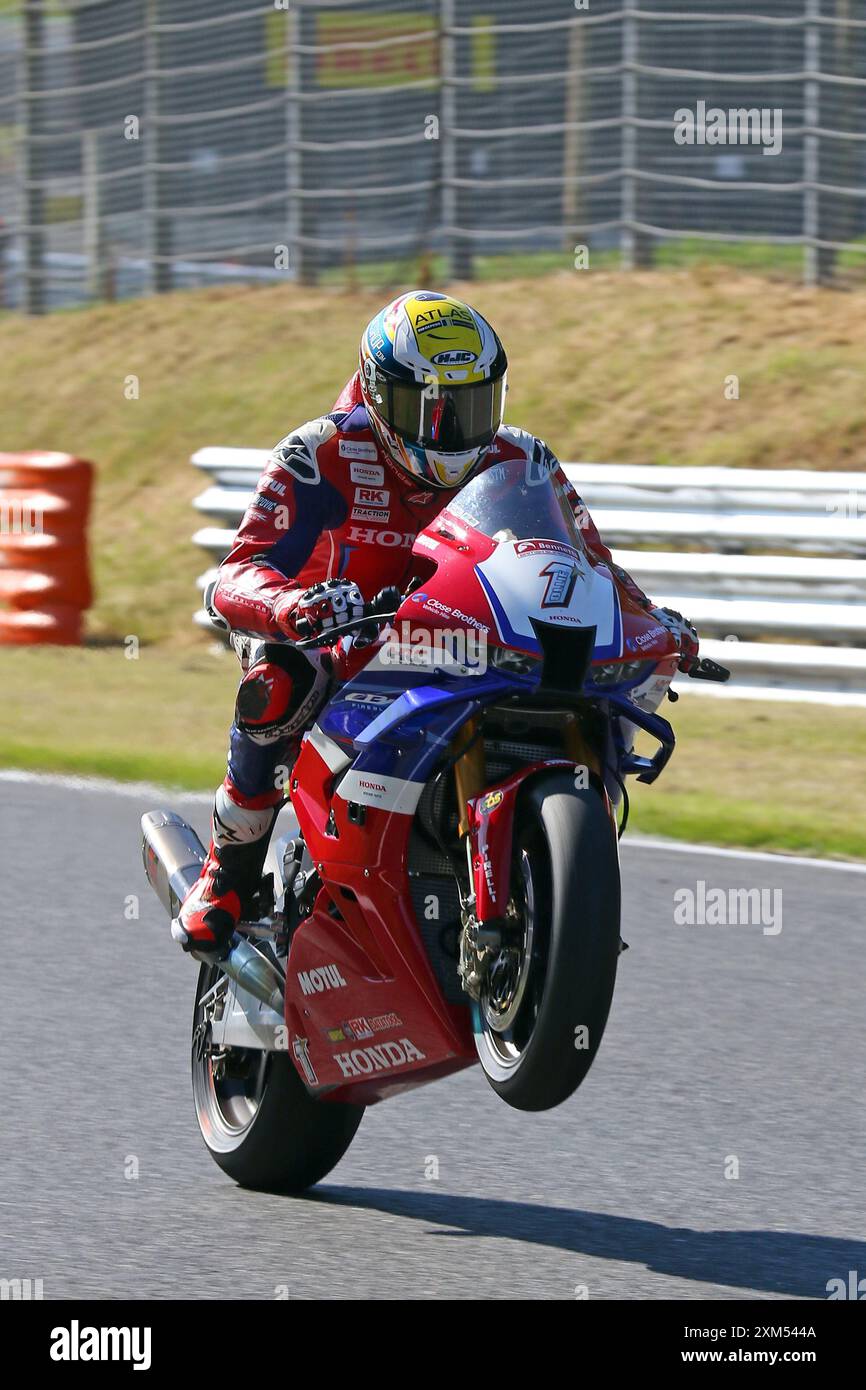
xmin=621 ymin=0 xmax=637 ymax=270
xmin=144 ymin=0 xmax=170 ymax=293
xmin=82 ymin=129 xmax=105 ymax=304
xmin=287 ymin=2 xmax=314 ymax=286
xmin=562 ymin=14 xmax=585 ymax=255
xmin=441 ymin=0 xmax=471 ymax=281
xmin=22 ymin=0 xmax=45 ymax=315
xmin=818 ymin=0 xmax=857 ymax=285
xmin=803 ymin=0 xmax=820 ymax=287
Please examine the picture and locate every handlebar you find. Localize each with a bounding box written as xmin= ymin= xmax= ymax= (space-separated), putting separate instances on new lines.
xmin=685 ymin=657 xmax=731 ymax=683
xmin=293 ymin=609 xmax=399 ymax=651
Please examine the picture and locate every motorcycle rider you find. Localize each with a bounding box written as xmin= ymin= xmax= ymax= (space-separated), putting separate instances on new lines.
xmin=175 ymin=290 xmax=698 ymax=953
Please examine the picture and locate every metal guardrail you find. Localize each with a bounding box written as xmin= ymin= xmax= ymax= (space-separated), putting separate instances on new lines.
xmin=190 ymin=449 xmax=866 ymax=708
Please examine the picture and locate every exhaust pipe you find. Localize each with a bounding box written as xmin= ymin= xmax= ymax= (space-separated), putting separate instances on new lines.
xmin=141 ymin=810 xmax=206 ymax=917
xmin=210 ymin=934 xmax=284 ymax=1016
xmin=141 ymin=810 xmax=285 ymax=1016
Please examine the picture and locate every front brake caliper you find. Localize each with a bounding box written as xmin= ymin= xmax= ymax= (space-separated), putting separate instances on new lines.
xmin=458 ymin=906 xmax=503 ymax=1001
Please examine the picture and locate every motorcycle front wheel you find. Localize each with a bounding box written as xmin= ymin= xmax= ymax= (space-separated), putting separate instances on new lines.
xmin=191 ymin=962 xmax=364 ymax=1192
xmin=473 ymin=772 xmax=621 ymax=1112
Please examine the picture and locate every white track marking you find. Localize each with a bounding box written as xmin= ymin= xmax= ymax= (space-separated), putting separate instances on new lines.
xmin=625 ymin=835 xmax=866 ymax=875
xmin=0 ymin=768 xmax=212 ymax=803
xmin=673 ymin=680 xmax=866 ymax=709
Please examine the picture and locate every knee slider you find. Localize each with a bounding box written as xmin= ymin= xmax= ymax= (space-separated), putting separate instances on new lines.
xmin=235 ymin=658 xmax=296 ymax=743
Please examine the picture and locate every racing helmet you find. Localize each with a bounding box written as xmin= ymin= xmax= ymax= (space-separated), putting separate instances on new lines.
xmin=359 ymin=291 xmax=508 ymax=489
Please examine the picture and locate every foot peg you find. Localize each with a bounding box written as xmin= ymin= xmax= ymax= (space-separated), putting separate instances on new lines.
xmin=174 ymin=925 xmax=284 ymax=1015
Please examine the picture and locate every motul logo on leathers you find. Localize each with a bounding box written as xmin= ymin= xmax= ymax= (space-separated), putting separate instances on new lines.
xmin=333 ymin=1037 xmax=426 ymax=1077
xmin=297 ymin=964 xmax=348 ymax=996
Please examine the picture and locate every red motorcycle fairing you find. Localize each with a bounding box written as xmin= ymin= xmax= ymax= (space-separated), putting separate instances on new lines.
xmin=278 ymin=468 xmax=679 ymax=1101
xmin=409 ymin=507 xmax=681 ymax=674
xmin=283 ymin=729 xmax=476 ymax=1104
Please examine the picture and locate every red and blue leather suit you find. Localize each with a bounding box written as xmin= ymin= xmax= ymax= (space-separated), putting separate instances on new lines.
xmin=210 ymin=372 xmax=651 ymax=835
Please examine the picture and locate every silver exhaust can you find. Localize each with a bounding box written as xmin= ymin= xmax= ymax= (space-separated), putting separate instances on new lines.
xmin=141 ymin=809 xmax=285 ymax=1016
xmin=141 ymin=809 xmax=207 ymax=917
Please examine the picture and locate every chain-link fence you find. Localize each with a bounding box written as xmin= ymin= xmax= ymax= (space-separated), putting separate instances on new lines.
xmin=3 ymin=1 xmax=866 ymax=313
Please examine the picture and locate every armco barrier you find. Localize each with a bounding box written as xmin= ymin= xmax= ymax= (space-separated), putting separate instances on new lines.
xmin=189 ymin=450 xmax=866 ymax=707
xmin=0 ymin=452 xmax=93 ymax=644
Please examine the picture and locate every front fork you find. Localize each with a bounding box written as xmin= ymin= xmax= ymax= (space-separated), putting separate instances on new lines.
xmin=449 ymin=713 xmax=611 ymax=998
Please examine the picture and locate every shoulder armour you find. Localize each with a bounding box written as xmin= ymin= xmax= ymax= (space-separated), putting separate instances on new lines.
xmin=270 ymin=417 xmax=337 ymax=485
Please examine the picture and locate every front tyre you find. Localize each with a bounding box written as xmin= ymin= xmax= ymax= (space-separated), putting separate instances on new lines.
xmin=473 ymin=774 xmax=620 ymax=1112
xmin=191 ymin=962 xmax=364 ymax=1192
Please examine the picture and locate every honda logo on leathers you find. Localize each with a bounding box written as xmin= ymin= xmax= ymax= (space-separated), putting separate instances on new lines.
xmin=348 ymin=459 xmax=384 ymax=482
xmin=297 ymin=964 xmax=348 ymax=996
xmin=333 ymin=1037 xmax=426 ymax=1077
xmin=348 ymin=527 xmax=414 ymax=548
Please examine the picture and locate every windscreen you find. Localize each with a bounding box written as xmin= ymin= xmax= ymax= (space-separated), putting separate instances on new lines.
xmin=438 ymin=455 xmax=584 ymax=550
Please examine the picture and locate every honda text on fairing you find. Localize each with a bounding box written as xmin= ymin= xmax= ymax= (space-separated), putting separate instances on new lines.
xmin=141 ymin=448 xmax=729 ymax=1193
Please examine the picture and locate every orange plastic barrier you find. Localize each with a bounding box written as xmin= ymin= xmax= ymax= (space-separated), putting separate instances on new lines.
xmin=0 ymin=452 xmax=93 ymax=643
xmin=0 ymin=605 xmax=83 ymax=646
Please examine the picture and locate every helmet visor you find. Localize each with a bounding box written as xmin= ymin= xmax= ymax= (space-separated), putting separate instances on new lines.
xmin=385 ymin=376 xmax=506 ymax=453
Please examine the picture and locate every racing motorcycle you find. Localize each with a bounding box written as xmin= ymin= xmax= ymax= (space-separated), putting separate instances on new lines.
xmin=141 ymin=452 xmax=729 ymax=1193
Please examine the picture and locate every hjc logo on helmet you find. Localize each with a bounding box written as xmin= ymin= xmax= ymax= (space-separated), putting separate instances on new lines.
xmin=432 ymin=350 xmax=477 ymax=366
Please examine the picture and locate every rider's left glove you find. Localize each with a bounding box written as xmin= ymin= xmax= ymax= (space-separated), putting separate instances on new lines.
xmin=650 ymin=606 xmax=700 ymax=673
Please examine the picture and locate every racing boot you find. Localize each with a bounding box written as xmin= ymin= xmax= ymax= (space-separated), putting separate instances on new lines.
xmin=171 ymin=783 xmax=280 ymax=955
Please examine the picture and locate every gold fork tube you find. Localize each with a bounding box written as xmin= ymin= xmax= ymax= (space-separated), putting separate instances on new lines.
xmin=451 ymin=717 xmax=486 ymax=837
xmin=562 ymin=713 xmax=602 ymax=777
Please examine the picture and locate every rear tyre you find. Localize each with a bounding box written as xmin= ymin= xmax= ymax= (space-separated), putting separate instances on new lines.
xmin=191 ymin=962 xmax=364 ymax=1192
xmin=473 ymin=773 xmax=621 ymax=1112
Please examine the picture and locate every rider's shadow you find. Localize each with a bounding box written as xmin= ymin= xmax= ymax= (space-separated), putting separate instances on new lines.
xmin=310 ymin=1186 xmax=861 ymax=1299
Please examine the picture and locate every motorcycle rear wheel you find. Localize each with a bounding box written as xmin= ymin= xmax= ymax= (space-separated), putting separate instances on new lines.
xmin=473 ymin=772 xmax=621 ymax=1112
xmin=191 ymin=962 xmax=364 ymax=1192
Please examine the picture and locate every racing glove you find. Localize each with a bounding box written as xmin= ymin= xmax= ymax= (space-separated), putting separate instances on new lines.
xmin=650 ymin=606 xmax=700 ymax=673
xmin=277 ymin=578 xmax=366 ymax=641
xmin=346 ymin=585 xmax=402 ymax=650
xmin=369 ymin=585 xmax=401 ymax=617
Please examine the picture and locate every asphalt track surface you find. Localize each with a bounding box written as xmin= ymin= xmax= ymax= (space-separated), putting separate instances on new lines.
xmin=2 ymin=775 xmax=863 ymax=1301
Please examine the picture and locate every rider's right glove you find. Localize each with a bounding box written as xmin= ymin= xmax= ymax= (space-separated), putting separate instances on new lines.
xmin=346 ymin=585 xmax=402 ymax=650
xmin=369 ymin=584 xmax=401 ymax=617
xmin=650 ymin=606 xmax=700 ymax=673
xmin=278 ymin=578 xmax=366 ymax=641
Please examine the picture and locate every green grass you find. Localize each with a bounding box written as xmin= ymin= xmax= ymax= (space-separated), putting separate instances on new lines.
xmin=629 ymin=697 xmax=866 ymax=861
xmin=1 ymin=647 xmax=864 ymax=860
xmin=306 ymin=238 xmax=866 ymax=288
xmin=0 ymin=646 xmax=235 ymax=791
